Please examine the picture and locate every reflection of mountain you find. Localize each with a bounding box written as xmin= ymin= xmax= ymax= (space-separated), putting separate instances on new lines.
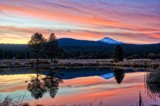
xmin=0 ymin=67 xmax=136 ymax=76
xmin=101 ymin=73 xmax=115 ymax=79
xmin=54 ymin=68 xmax=115 ymax=80
xmin=113 ymin=68 xmax=125 ymax=84
xmin=0 ymin=67 xmax=136 ymax=84
xmin=145 ymin=71 xmax=160 ymax=101
xmin=27 ymin=68 xmax=63 ymax=99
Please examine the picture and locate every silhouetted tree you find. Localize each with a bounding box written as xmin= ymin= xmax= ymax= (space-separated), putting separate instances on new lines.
xmin=28 ymin=33 xmax=46 ymax=64
xmin=113 ymin=45 xmax=124 ymax=62
xmin=45 ymin=33 xmax=59 ymax=62
xmin=114 ymin=68 xmax=125 ymax=84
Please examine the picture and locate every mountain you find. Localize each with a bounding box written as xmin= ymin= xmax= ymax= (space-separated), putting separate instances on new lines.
xmin=99 ymin=37 xmax=124 ymax=44
xmin=57 ymin=38 xmax=160 ymax=58
xmin=58 ymin=38 xmax=106 ymax=46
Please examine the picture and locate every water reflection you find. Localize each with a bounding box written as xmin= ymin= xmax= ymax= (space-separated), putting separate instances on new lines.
xmin=26 ymin=67 xmax=126 ymax=99
xmin=27 ymin=67 xmax=63 ymax=99
xmin=113 ymin=68 xmax=125 ymax=84
xmin=145 ymin=71 xmax=160 ymax=101
xmin=0 ymin=67 xmax=130 ymax=101
xmin=54 ymin=68 xmax=115 ymax=80
xmin=54 ymin=67 xmax=126 ymax=84
xmin=42 ymin=69 xmax=63 ymax=98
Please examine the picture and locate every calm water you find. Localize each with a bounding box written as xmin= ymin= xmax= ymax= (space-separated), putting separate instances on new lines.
xmin=0 ymin=67 xmax=159 ymax=106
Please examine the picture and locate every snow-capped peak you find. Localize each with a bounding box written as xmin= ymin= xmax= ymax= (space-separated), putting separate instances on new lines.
xmin=99 ymin=37 xmax=124 ymax=44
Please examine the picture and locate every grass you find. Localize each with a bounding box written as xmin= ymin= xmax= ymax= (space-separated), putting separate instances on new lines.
xmin=0 ymin=96 xmax=105 ymax=106
xmin=0 ymin=59 xmax=159 ymax=70
xmin=0 ymin=95 xmax=29 ymax=106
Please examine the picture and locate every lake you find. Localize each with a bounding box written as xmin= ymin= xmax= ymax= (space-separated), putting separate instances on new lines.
xmin=0 ymin=67 xmax=159 ymax=106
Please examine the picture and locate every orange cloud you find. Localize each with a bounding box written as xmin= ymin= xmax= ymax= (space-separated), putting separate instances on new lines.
xmin=0 ymin=0 xmax=159 ymax=44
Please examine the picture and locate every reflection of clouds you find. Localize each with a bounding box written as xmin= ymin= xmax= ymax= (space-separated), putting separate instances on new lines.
xmin=0 ymin=70 xmax=149 ymax=105
xmin=61 ymin=75 xmax=141 ymax=93
xmin=0 ymin=74 xmax=34 ymax=92
xmin=52 ymin=85 xmax=143 ymax=106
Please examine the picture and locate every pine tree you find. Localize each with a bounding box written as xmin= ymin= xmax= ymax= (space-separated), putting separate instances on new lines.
xmin=45 ymin=33 xmax=59 ymax=62
xmin=28 ymin=33 xmax=46 ymax=64
xmin=113 ymin=45 xmax=124 ymax=62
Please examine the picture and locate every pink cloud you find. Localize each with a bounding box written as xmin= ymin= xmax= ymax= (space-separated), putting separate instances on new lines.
xmin=0 ymin=0 xmax=159 ymax=44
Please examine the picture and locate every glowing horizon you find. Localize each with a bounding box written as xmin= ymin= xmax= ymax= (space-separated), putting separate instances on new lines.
xmin=0 ymin=0 xmax=160 ymax=44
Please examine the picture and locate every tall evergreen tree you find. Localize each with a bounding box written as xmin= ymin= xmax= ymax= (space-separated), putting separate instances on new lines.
xmin=45 ymin=33 xmax=59 ymax=62
xmin=28 ymin=33 xmax=46 ymax=64
xmin=113 ymin=45 xmax=124 ymax=62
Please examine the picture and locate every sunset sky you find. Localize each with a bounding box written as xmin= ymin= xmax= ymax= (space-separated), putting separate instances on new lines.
xmin=0 ymin=0 xmax=160 ymax=44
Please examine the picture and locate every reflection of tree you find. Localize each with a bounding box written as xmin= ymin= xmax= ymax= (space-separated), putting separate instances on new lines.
xmin=27 ymin=67 xmax=46 ymax=99
xmin=42 ymin=69 xmax=63 ymax=98
xmin=114 ymin=68 xmax=125 ymax=84
xmin=145 ymin=71 xmax=160 ymax=101
xmin=27 ymin=68 xmax=63 ymax=99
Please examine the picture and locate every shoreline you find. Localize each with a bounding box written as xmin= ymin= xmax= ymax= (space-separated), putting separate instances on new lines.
xmin=0 ymin=59 xmax=159 ymax=70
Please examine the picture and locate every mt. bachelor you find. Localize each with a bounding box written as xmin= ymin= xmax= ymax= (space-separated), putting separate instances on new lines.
xmin=99 ymin=37 xmax=124 ymax=44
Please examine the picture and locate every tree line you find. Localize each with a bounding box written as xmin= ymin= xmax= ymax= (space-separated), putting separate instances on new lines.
xmin=0 ymin=32 xmax=124 ymax=62
xmin=0 ymin=32 xmax=159 ymax=61
xmin=27 ymin=32 xmax=64 ymax=63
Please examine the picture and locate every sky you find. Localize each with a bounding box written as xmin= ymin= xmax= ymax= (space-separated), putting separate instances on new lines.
xmin=0 ymin=0 xmax=160 ymax=44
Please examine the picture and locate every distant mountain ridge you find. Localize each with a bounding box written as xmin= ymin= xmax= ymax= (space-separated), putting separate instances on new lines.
xmin=59 ymin=37 xmax=124 ymax=45
xmin=58 ymin=37 xmax=160 ymax=45
xmin=58 ymin=38 xmax=106 ymax=46
xmin=58 ymin=37 xmax=125 ymax=46
xmin=57 ymin=38 xmax=160 ymax=58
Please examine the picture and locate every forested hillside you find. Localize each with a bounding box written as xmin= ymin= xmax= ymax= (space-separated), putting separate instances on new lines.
xmin=0 ymin=38 xmax=159 ymax=59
